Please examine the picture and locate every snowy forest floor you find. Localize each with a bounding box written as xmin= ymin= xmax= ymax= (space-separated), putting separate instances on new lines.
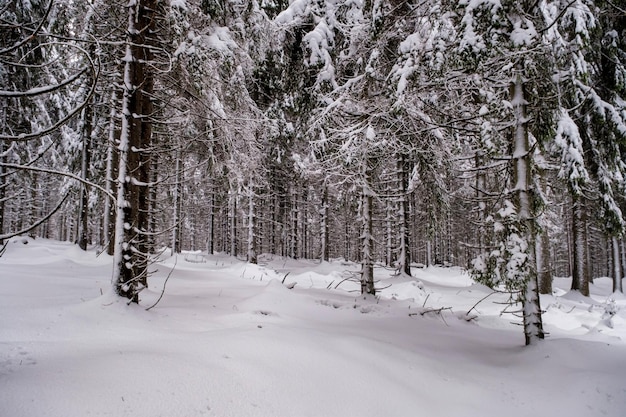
xmin=1 ymin=238 xmax=625 ymax=417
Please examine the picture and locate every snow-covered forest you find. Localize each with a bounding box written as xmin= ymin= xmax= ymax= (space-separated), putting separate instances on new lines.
xmin=1 ymin=0 xmax=626 ymax=414
xmin=2 ymin=0 xmax=626 ymax=338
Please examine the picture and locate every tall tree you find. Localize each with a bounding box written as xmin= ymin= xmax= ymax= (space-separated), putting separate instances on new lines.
xmin=112 ymin=0 xmax=160 ymax=302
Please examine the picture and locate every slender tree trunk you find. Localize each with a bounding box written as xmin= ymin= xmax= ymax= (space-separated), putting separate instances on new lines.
xmin=571 ymin=196 xmax=590 ymax=296
xmin=397 ymin=153 xmax=411 ymax=276
xmin=620 ymin=237 xmax=626 ymax=292
xmin=207 ymin=179 xmax=215 ymax=255
xmin=247 ymin=181 xmax=257 ymax=264
xmin=290 ymin=184 xmax=298 ymax=259
xmin=385 ymin=196 xmax=394 ymax=267
xmin=147 ymin=149 xmax=158 ymax=253
xmin=537 ymin=229 xmax=553 ymax=294
xmin=321 ymin=184 xmax=329 ymax=261
xmin=103 ymin=90 xmax=119 ymax=255
xmin=511 ymin=69 xmax=544 ymax=345
xmin=171 ymin=146 xmax=182 ymax=255
xmin=77 ymin=96 xmax=93 ymax=250
xmin=361 ymin=161 xmax=375 ymax=295
xmin=612 ymin=236 xmax=623 ymax=293
xmin=229 ymin=182 xmax=237 ymax=257
xmin=0 ymin=136 xmax=6 ymax=245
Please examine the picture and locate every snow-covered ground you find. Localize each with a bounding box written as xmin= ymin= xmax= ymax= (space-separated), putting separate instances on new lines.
xmin=1 ymin=237 xmax=624 ymax=417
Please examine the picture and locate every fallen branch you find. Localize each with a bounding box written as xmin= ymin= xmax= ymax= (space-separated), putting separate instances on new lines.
xmin=145 ymin=256 xmax=178 ymax=311
xmin=409 ymin=306 xmax=453 ymax=317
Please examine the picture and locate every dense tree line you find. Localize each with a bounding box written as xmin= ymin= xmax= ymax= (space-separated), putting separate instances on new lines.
xmin=1 ymin=0 xmax=624 ymax=344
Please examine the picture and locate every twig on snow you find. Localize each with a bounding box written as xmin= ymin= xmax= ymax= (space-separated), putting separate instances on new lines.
xmin=145 ymin=256 xmax=178 ymax=311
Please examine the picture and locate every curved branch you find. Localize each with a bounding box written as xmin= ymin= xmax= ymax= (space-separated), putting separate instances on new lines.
xmin=0 ymin=67 xmax=87 ymax=98
xmin=0 ymin=162 xmax=116 ymax=201
xmin=0 ymin=0 xmax=54 ymax=56
xmin=0 ymin=192 xmax=69 ymax=241
xmin=0 ymin=41 xmax=100 ymax=142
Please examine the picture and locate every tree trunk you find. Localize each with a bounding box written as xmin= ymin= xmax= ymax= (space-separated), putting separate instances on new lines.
xmin=511 ymin=69 xmax=544 ymax=345
xmin=537 ymin=229 xmax=552 ymax=294
xmin=112 ymin=0 xmax=157 ymax=302
xmin=290 ymin=184 xmax=298 ymax=259
xmin=0 ymin=135 xmax=6 ymax=245
xmin=207 ymin=179 xmax=215 ymax=255
xmin=476 ymin=152 xmax=486 ymax=256
xmin=171 ymin=146 xmax=182 ymax=255
xmin=385 ymin=196 xmax=394 ymax=267
xmin=571 ymin=196 xmax=590 ymax=296
xmin=361 ymin=161 xmax=375 ymax=295
xmin=612 ymin=236 xmax=623 ymax=293
xmin=321 ymin=184 xmax=329 ymax=261
xmin=247 ymin=181 xmax=257 ymax=264
xmin=77 ymin=95 xmax=93 ymax=251
xmin=620 ymin=237 xmax=626 ymax=292
xmin=229 ymin=182 xmax=237 ymax=257
xmin=397 ymin=153 xmax=411 ymax=276
xmin=103 ymin=90 xmax=119 ymax=255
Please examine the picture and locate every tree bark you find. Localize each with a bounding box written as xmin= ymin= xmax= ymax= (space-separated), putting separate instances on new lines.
xmin=537 ymin=229 xmax=552 ymax=294
xmin=171 ymin=146 xmax=182 ymax=255
xmin=361 ymin=160 xmax=375 ymax=295
xmin=247 ymin=181 xmax=257 ymax=264
xmin=103 ymin=90 xmax=119 ymax=255
xmin=571 ymin=196 xmax=590 ymax=296
xmin=0 ymin=133 xmax=6 ymax=245
xmin=112 ymin=0 xmax=157 ymax=302
xmin=612 ymin=236 xmax=623 ymax=293
xmin=397 ymin=153 xmax=411 ymax=276
xmin=320 ymin=184 xmax=329 ymax=261
xmin=77 ymin=94 xmax=93 ymax=251
xmin=511 ymin=69 xmax=544 ymax=345
xmin=207 ymin=178 xmax=215 ymax=255
xmin=229 ymin=182 xmax=237 ymax=257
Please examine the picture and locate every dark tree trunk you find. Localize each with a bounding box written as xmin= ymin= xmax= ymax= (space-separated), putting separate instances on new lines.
xmin=78 ymin=94 xmax=93 ymax=251
xmin=571 ymin=196 xmax=590 ymax=296
xmin=397 ymin=153 xmax=411 ymax=276
xmin=320 ymin=184 xmax=329 ymax=261
xmin=113 ymin=0 xmax=158 ymax=302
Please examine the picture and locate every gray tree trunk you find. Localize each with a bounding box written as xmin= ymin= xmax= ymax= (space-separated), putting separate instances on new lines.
xmin=361 ymin=161 xmax=375 ymax=295
xmin=612 ymin=236 xmax=623 ymax=293
xmin=537 ymin=229 xmax=552 ymax=294
xmin=511 ymin=69 xmax=544 ymax=345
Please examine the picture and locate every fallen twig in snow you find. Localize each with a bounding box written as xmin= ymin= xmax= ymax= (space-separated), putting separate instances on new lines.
xmin=145 ymin=255 xmax=178 ymax=311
